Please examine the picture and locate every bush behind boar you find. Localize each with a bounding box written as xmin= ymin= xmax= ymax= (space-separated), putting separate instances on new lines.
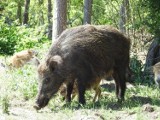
xmin=34 ymin=25 xmax=131 ymax=110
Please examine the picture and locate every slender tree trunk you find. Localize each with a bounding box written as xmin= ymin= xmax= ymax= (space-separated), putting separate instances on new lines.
xmin=119 ymin=0 xmax=126 ymax=34
xmin=38 ymin=0 xmax=44 ymax=25
xmin=47 ymin=0 xmax=52 ymax=40
xmin=23 ymin=0 xmax=30 ymax=24
xmin=125 ymin=0 xmax=130 ymax=36
xmin=52 ymin=0 xmax=67 ymax=42
xmin=17 ymin=2 xmax=22 ymax=24
xmin=83 ymin=0 xmax=92 ymax=24
xmin=119 ymin=0 xmax=130 ymax=35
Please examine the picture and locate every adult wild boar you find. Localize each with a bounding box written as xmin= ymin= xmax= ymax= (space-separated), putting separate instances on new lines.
xmin=34 ymin=25 xmax=131 ymax=110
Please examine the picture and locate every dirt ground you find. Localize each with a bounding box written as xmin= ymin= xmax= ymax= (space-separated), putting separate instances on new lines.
xmin=1 ymin=102 xmax=160 ymax=120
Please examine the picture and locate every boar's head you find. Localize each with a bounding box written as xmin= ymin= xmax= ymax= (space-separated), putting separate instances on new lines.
xmin=34 ymin=55 xmax=65 ymax=110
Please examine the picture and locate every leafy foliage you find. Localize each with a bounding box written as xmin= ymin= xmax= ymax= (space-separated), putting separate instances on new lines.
xmin=15 ymin=25 xmax=49 ymax=51
xmin=130 ymin=56 xmax=144 ymax=84
xmin=142 ymin=0 xmax=160 ymax=36
xmin=67 ymin=0 xmax=83 ymax=26
xmin=0 ymin=0 xmax=157 ymax=62
xmin=0 ymin=18 xmax=21 ymax=55
xmin=0 ymin=18 xmax=48 ymax=55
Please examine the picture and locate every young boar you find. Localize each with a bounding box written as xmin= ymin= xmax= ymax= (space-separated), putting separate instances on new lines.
xmin=59 ymin=70 xmax=113 ymax=102
xmin=153 ymin=62 xmax=160 ymax=87
xmin=10 ymin=49 xmax=39 ymax=68
xmin=59 ymin=78 xmax=101 ymax=103
xmin=34 ymin=25 xmax=131 ymax=110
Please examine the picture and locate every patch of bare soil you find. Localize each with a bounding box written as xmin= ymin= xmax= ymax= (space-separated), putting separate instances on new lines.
xmin=1 ymin=106 xmax=107 ymax=120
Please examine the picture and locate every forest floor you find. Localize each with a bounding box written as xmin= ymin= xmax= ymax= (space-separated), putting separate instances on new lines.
xmin=0 ymin=46 xmax=160 ymax=120
xmin=1 ymin=80 xmax=160 ymax=120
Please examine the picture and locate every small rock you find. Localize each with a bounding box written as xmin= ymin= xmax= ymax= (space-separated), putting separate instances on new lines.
xmin=143 ymin=104 xmax=154 ymax=112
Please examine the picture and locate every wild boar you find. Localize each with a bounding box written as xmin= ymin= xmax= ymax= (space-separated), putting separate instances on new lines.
xmin=34 ymin=25 xmax=131 ymax=110
xmin=59 ymin=78 xmax=101 ymax=103
xmin=153 ymin=62 xmax=160 ymax=87
xmin=10 ymin=49 xmax=37 ymax=68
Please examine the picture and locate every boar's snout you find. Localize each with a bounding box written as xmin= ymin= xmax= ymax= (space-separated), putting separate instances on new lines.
xmin=33 ymin=104 xmax=41 ymax=110
xmin=155 ymin=77 xmax=160 ymax=87
xmin=33 ymin=94 xmax=50 ymax=110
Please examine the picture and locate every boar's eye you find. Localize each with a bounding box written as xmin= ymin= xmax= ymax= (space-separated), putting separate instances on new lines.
xmin=44 ymin=78 xmax=50 ymax=84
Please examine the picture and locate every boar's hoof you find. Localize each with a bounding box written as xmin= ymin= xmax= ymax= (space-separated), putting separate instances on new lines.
xmin=33 ymin=104 xmax=41 ymax=110
xmin=117 ymin=98 xmax=124 ymax=103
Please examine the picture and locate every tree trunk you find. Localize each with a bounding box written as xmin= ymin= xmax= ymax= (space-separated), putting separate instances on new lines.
xmin=23 ymin=0 xmax=30 ymax=24
xmin=38 ymin=0 xmax=44 ymax=25
xmin=119 ymin=0 xmax=126 ymax=34
xmin=83 ymin=0 xmax=92 ymax=24
xmin=17 ymin=2 xmax=22 ymax=24
xmin=47 ymin=0 xmax=52 ymax=40
xmin=52 ymin=0 xmax=67 ymax=41
xmin=125 ymin=0 xmax=130 ymax=36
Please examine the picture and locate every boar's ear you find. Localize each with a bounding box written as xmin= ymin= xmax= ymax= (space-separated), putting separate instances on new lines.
xmin=47 ymin=55 xmax=63 ymax=71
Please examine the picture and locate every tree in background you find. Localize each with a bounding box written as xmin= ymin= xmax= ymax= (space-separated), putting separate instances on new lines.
xmin=47 ymin=0 xmax=52 ymax=40
xmin=119 ymin=0 xmax=130 ymax=34
xmin=83 ymin=0 xmax=92 ymax=24
xmin=37 ymin=0 xmax=45 ymax=25
xmin=52 ymin=0 xmax=67 ymax=41
xmin=16 ymin=0 xmax=24 ymax=24
xmin=0 ymin=0 xmax=155 ymax=57
xmin=143 ymin=0 xmax=160 ymax=37
xmin=23 ymin=0 xmax=30 ymax=24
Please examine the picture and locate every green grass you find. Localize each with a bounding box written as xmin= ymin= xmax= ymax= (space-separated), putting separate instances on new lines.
xmin=1 ymin=65 xmax=160 ymax=119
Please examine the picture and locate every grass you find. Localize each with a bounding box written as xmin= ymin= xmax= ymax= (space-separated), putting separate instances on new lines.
xmin=1 ymin=44 xmax=160 ymax=119
xmin=1 ymin=95 xmax=9 ymax=114
xmin=1 ymin=66 xmax=160 ymax=120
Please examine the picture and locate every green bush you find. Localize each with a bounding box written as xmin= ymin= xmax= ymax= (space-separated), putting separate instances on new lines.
xmin=0 ymin=17 xmax=49 ymax=55
xmin=15 ymin=25 xmax=49 ymax=51
xmin=130 ymin=55 xmax=144 ymax=84
xmin=0 ymin=18 xmax=21 ymax=55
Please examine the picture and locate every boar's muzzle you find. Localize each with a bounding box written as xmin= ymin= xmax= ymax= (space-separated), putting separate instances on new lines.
xmin=33 ymin=95 xmax=50 ymax=110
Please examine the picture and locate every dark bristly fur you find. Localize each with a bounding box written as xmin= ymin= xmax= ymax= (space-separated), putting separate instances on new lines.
xmin=34 ymin=25 xmax=131 ymax=110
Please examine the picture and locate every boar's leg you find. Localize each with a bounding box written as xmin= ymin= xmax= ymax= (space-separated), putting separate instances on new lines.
xmin=113 ymin=72 xmax=119 ymax=99
xmin=93 ymin=86 xmax=101 ymax=102
xmin=77 ymin=80 xmax=86 ymax=105
xmin=113 ymin=68 xmax=126 ymax=102
xmin=66 ymin=81 xmax=74 ymax=103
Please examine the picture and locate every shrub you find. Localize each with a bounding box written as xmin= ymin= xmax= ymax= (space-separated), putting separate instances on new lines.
xmin=14 ymin=25 xmax=49 ymax=52
xmin=0 ymin=18 xmax=21 ymax=55
xmin=130 ymin=55 xmax=144 ymax=84
xmin=0 ymin=17 xmax=49 ymax=55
